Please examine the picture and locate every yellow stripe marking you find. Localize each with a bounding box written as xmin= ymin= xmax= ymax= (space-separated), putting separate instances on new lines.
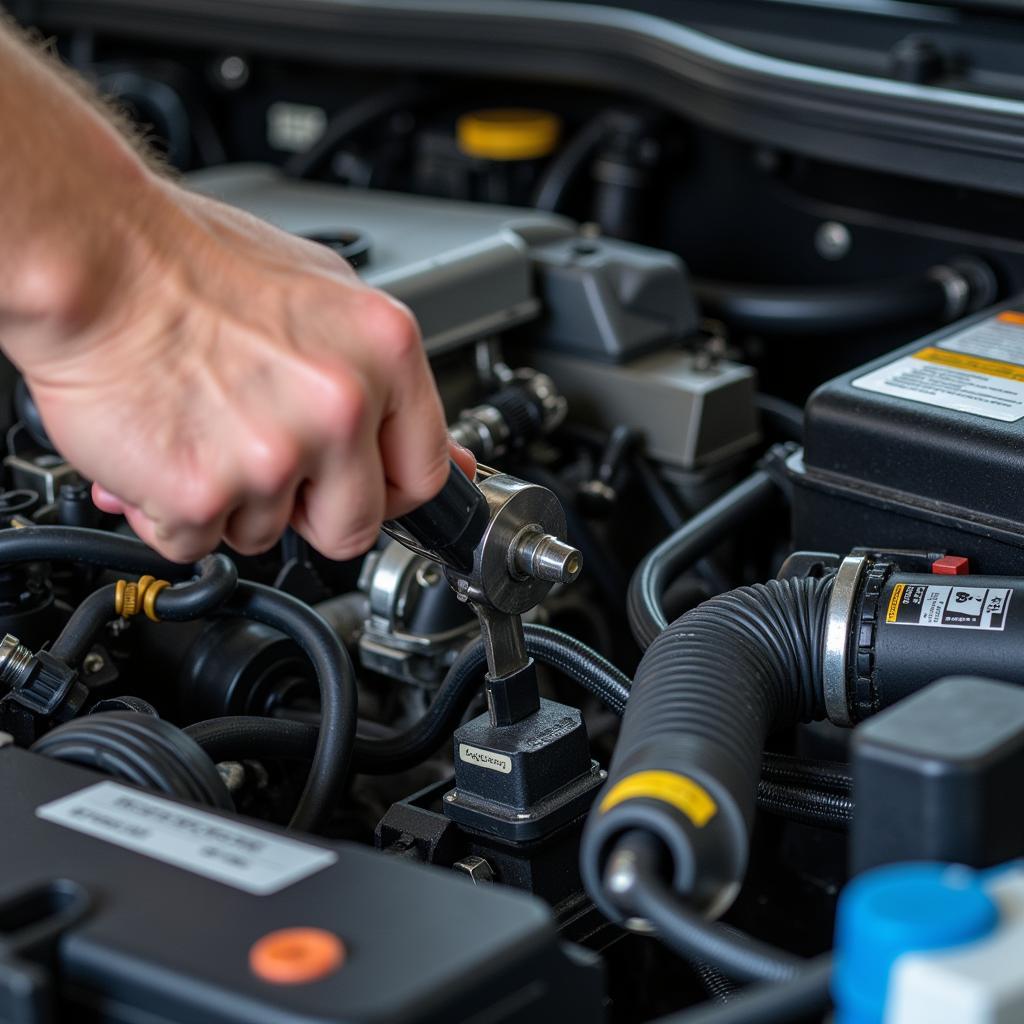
xmin=599 ymin=770 xmax=717 ymax=827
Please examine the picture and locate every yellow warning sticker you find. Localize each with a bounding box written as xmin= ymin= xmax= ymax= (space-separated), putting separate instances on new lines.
xmin=852 ymin=310 xmax=1024 ymax=423
xmin=886 ymin=583 xmax=906 ymax=624
xmin=599 ymin=770 xmax=717 ymax=827
xmin=913 ymin=347 xmax=1024 ymax=383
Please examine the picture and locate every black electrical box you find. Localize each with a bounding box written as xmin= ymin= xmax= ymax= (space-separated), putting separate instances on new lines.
xmin=0 ymin=746 xmax=603 ymax=1024
xmin=788 ymin=297 xmax=1024 ymax=572
xmin=851 ymin=676 xmax=1024 ymax=874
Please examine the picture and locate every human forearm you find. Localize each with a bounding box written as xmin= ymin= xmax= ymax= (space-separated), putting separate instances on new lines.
xmin=0 ymin=20 xmax=162 ymax=356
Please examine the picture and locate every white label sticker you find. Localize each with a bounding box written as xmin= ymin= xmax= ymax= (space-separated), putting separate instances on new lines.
xmin=36 ymin=782 xmax=337 ymax=894
xmin=888 ymin=584 xmax=1012 ymax=631
xmin=459 ymin=743 xmax=512 ymax=774
xmin=852 ymin=311 xmax=1024 ymax=422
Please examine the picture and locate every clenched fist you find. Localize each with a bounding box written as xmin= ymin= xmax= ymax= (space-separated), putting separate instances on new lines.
xmin=1 ymin=26 xmax=473 ymax=562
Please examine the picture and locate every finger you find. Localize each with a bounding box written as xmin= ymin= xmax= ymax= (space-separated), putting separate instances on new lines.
xmin=92 ymin=482 xmax=128 ymax=515
xmin=122 ymin=504 xmax=227 ymax=564
xmin=378 ymin=371 xmax=449 ymax=518
xmin=448 ymin=438 xmax=477 ymax=481
xmin=223 ymin=490 xmax=297 ymax=556
xmin=290 ymin=434 xmax=387 ymax=561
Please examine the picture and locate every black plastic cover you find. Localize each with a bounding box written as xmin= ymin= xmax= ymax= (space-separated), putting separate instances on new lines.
xmin=0 ymin=746 xmax=603 ymax=1024
xmin=790 ymin=296 xmax=1024 ymax=573
xmin=851 ymin=676 xmax=1024 ymax=874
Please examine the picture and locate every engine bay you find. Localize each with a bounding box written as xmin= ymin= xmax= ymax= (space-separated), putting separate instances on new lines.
xmin=5 ymin=2 xmax=1024 ymax=1022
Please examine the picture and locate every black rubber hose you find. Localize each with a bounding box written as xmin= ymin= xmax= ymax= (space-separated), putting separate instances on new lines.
xmin=760 ymin=752 xmax=851 ymax=793
xmin=0 ymin=527 xmax=351 ymax=833
xmin=32 ymin=711 xmax=233 ymax=810
xmin=220 ymin=582 xmax=356 ymax=832
xmin=187 ymin=624 xmax=630 ymax=775
xmin=186 ymin=716 xmax=317 ymax=764
xmin=608 ymin=831 xmax=803 ymax=983
xmin=0 ymin=526 xmax=200 ymax=578
xmin=756 ymin=780 xmax=853 ymax=831
xmin=49 ymin=583 xmax=118 ymax=665
xmin=627 ymin=471 xmax=780 ymax=649
xmin=652 ymin=958 xmax=833 ymax=1024
xmin=50 ymin=554 xmax=238 ymax=665
xmin=694 ymin=266 xmax=966 ymax=336
xmin=583 ymin=575 xmax=834 ymax=921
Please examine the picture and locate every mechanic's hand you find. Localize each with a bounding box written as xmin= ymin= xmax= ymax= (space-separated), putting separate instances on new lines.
xmin=6 ymin=175 xmax=475 ymax=562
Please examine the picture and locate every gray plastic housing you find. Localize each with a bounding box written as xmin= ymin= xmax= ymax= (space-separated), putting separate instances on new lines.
xmin=186 ymin=165 xmax=756 ymax=471
xmin=187 ymin=164 xmax=574 ymax=357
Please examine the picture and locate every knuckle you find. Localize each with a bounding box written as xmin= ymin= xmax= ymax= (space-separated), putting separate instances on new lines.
xmin=175 ymin=477 xmax=228 ymax=528
xmin=312 ymin=370 xmax=368 ymax=442
xmin=242 ymin=438 xmax=300 ymax=497
xmin=364 ymin=294 xmax=421 ymax=361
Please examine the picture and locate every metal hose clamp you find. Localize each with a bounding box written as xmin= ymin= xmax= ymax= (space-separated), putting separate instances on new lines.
xmin=823 ymin=555 xmax=867 ymax=728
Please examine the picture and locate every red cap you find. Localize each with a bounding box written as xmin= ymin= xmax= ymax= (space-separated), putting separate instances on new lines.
xmin=932 ymin=555 xmax=970 ymax=576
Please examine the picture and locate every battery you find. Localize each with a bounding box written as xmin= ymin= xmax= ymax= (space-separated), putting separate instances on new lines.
xmin=789 ymin=297 xmax=1024 ymax=573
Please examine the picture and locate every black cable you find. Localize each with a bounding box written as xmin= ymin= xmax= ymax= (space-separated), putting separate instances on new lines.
xmin=187 ymin=624 xmax=630 ymax=776
xmin=760 ymin=752 xmax=851 ymax=794
xmin=652 ymin=958 xmax=833 ymax=1024
xmin=627 ymin=471 xmax=781 ymax=649
xmin=353 ymin=622 xmax=628 ymax=774
xmin=608 ymin=831 xmax=803 ymax=984
xmin=756 ymin=779 xmax=853 ymax=831
xmin=285 ymin=82 xmax=425 ymax=179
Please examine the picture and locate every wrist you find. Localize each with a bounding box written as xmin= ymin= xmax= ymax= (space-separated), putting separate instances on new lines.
xmin=2 ymin=159 xmax=175 ymax=374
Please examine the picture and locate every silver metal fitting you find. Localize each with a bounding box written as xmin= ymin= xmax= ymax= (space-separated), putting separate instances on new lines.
xmin=0 ymin=634 xmax=34 ymax=691
xmin=510 ymin=527 xmax=582 ymax=585
xmin=823 ymin=555 xmax=867 ymax=728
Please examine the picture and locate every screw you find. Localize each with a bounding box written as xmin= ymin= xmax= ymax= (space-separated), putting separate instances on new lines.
xmin=453 ymin=856 xmax=494 ymax=884
xmin=815 ymin=221 xmax=851 ymax=261
xmin=82 ymin=652 xmax=106 ymax=675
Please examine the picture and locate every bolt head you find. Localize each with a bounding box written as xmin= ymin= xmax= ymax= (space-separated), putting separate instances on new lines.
xmin=453 ymin=856 xmax=494 ymax=884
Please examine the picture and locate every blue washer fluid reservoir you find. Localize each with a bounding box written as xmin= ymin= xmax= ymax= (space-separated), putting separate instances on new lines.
xmin=833 ymin=862 xmax=999 ymax=1024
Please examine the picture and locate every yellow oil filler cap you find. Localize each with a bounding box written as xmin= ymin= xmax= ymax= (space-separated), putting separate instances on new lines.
xmin=456 ymin=108 xmax=561 ymax=161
